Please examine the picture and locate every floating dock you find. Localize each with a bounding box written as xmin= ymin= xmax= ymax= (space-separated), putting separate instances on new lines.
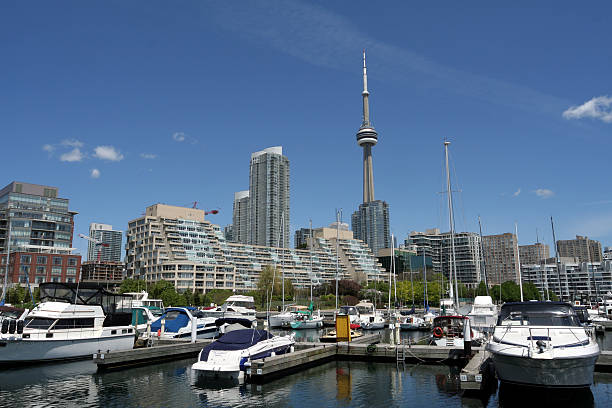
xmin=93 ymin=334 xmax=612 ymax=392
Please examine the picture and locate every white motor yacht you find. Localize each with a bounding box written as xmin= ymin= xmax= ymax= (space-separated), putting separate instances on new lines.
xmin=202 ymin=295 xmax=257 ymax=323
xmin=150 ymin=307 xmax=219 ymax=339
xmin=486 ymin=301 xmax=600 ymax=387
xmin=355 ymin=301 xmax=385 ymax=330
xmin=191 ymin=329 xmax=294 ymax=382
xmin=467 ymin=295 xmax=498 ymax=333
xmin=0 ymin=283 xmax=135 ymax=364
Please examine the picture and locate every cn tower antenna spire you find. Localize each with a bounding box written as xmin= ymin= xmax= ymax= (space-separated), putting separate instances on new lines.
xmin=356 ymin=49 xmax=378 ymax=203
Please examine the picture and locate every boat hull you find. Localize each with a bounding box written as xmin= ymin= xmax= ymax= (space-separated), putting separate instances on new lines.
xmin=289 ymin=319 xmax=323 ymax=329
xmin=0 ymin=334 xmax=134 ymax=364
xmin=491 ymin=352 xmax=598 ymax=387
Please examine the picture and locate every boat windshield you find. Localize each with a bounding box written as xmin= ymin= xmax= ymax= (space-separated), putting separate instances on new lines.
xmin=497 ymin=303 xmax=581 ymax=326
xmin=356 ymin=305 xmax=374 ymax=314
xmin=339 ymin=306 xmax=358 ymax=315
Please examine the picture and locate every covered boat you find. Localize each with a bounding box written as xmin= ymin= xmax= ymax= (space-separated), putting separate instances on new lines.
xmin=486 ymin=301 xmax=600 ymax=387
xmin=191 ymin=329 xmax=294 ymax=382
xmin=150 ymin=307 xmax=218 ymax=339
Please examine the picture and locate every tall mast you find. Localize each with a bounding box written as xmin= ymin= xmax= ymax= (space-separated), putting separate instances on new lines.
xmin=515 ymin=223 xmax=524 ymax=302
xmin=478 ymin=216 xmax=489 ymax=296
xmin=1 ymin=217 xmax=12 ymax=305
xmin=281 ymin=211 xmax=285 ymax=311
xmin=423 ymin=248 xmax=428 ymax=311
xmin=444 ymin=141 xmax=459 ymax=309
xmin=392 ymin=233 xmax=397 ymax=306
xmin=335 ymin=209 xmax=341 ymax=311
xmin=309 ymin=219 xmax=313 ymax=304
xmin=550 ymin=217 xmax=565 ymax=301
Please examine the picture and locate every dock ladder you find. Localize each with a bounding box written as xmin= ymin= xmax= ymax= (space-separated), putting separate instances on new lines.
xmin=396 ymin=343 xmax=406 ymax=363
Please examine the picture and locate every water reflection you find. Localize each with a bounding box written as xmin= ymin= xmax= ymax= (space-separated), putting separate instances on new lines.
xmin=498 ymin=382 xmax=594 ymax=408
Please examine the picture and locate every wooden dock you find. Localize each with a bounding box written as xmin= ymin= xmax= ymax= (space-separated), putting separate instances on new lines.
xmin=93 ymin=338 xmax=213 ymax=371
xmin=93 ymin=334 xmax=612 ymax=389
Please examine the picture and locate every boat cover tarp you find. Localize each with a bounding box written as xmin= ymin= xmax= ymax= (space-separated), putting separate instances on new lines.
xmin=215 ymin=317 xmax=253 ymax=328
xmin=199 ymin=329 xmax=271 ymax=361
xmin=150 ymin=308 xmax=190 ymax=333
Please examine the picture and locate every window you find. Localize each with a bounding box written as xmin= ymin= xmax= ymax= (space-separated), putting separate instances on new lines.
xmin=67 ymin=258 xmax=78 ymax=267
xmin=53 ymin=257 xmax=63 ymax=266
xmin=36 ymin=266 xmax=46 ymax=275
xmin=37 ymin=256 xmax=47 ymax=264
xmin=35 ymin=276 xmax=46 ymax=284
xmin=25 ymin=318 xmax=55 ymax=329
xmin=66 ymin=267 xmax=77 ymax=276
xmin=51 ymin=267 xmax=62 ymax=275
xmin=20 ymin=255 xmax=31 ymax=264
xmin=20 ymin=265 xmax=30 ymax=274
xmin=54 ymin=318 xmax=94 ymax=329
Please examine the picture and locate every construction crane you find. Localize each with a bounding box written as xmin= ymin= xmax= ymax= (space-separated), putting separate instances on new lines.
xmin=187 ymin=201 xmax=220 ymax=215
xmin=78 ymin=233 xmax=109 ymax=262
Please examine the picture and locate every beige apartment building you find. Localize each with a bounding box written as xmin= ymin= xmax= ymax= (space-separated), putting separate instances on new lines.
xmin=125 ymin=204 xmax=387 ymax=293
xmin=557 ymin=235 xmax=602 ymax=263
xmin=519 ymin=243 xmax=550 ymax=265
xmin=481 ymin=233 xmax=519 ymax=285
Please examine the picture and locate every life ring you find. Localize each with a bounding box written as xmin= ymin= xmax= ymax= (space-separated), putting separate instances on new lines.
xmin=433 ymin=326 xmax=444 ymax=338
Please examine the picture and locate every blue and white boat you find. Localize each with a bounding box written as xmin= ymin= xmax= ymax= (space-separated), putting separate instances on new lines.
xmin=191 ymin=329 xmax=295 ymax=382
xmin=151 ymin=307 xmax=218 ymax=339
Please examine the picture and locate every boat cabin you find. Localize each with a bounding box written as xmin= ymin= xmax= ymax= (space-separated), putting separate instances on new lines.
xmin=355 ymin=301 xmax=375 ymax=315
xmin=432 ymin=315 xmax=468 ymax=338
xmin=497 ymin=302 xmax=581 ymax=327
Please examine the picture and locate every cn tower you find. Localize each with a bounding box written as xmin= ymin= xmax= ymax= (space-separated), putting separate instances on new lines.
xmin=356 ymin=50 xmax=378 ymax=203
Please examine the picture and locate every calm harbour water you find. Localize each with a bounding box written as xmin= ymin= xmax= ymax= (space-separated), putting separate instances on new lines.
xmin=0 ymin=330 xmax=611 ymax=408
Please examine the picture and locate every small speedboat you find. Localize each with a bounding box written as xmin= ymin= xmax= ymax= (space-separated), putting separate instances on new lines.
xmin=355 ymin=301 xmax=385 ymax=330
xmin=191 ymin=329 xmax=294 ymax=382
xmin=486 ymin=301 xmax=600 ymax=387
xmin=319 ymin=329 xmax=363 ymax=343
xmin=288 ymin=310 xmax=324 ymax=329
xmin=400 ymin=315 xmax=428 ymax=331
xmin=150 ymin=307 xmax=218 ymax=339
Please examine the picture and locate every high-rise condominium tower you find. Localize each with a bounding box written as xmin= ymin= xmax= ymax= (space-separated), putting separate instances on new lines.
xmin=87 ymin=223 xmax=123 ymax=262
xmin=248 ymin=147 xmax=290 ymax=248
xmin=351 ymin=51 xmax=390 ymax=254
xmin=232 ymin=190 xmax=249 ymax=244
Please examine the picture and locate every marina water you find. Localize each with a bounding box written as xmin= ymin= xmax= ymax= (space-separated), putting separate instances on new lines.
xmin=1 ymin=330 xmax=611 ymax=407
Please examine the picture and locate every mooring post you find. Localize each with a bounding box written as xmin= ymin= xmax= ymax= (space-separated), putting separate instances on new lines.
xmin=161 ymin=318 xmax=166 ymax=336
xmin=463 ymin=318 xmax=472 ymax=356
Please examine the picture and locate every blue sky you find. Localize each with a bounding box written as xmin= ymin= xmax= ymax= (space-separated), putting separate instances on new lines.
xmin=1 ymin=1 xmax=611 ymax=256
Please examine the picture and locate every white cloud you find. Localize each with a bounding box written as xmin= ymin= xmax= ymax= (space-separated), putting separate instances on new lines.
xmin=140 ymin=153 xmax=158 ymax=159
xmin=61 ymin=139 xmax=84 ymax=148
xmin=563 ymin=96 xmax=612 ymax=123
xmin=90 ymin=168 xmax=101 ymax=179
xmin=172 ymin=132 xmax=186 ymax=142
xmin=534 ymin=188 xmax=555 ymax=199
xmin=93 ymin=145 xmax=124 ymax=161
xmin=60 ymin=148 xmax=84 ymax=162
xmin=513 ymin=188 xmax=521 ymax=197
xmin=42 ymin=144 xmax=55 ymax=153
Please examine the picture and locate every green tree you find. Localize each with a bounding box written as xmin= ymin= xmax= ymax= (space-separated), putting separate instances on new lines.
xmin=257 ymin=265 xmax=279 ymax=306
xmin=476 ymin=281 xmax=489 ymax=297
xmin=119 ymin=278 xmax=145 ymax=294
xmin=523 ymin=282 xmax=542 ymax=301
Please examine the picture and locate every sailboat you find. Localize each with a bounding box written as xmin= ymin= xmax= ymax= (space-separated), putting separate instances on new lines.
xmin=430 ymin=141 xmax=472 ymax=347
